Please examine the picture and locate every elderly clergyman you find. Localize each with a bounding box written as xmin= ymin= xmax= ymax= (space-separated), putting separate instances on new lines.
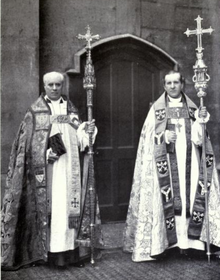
xmin=1 ymin=71 xmax=102 ymax=270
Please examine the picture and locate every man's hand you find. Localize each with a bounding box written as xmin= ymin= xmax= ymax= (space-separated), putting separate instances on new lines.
xmin=166 ymin=131 xmax=177 ymax=143
xmin=199 ymin=106 xmax=208 ymax=119
xmin=85 ymin=119 xmax=96 ymax=134
xmin=48 ymin=150 xmax=59 ymax=164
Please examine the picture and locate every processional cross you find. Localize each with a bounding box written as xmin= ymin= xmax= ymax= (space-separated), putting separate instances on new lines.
xmin=184 ymin=15 xmax=214 ymax=53
xmin=184 ymin=16 xmax=214 ymax=263
xmin=77 ymin=25 xmax=100 ymax=50
xmin=77 ymin=25 xmax=100 ymax=111
xmin=184 ymin=16 xmax=214 ymax=99
xmin=76 ymin=26 xmax=100 ymax=266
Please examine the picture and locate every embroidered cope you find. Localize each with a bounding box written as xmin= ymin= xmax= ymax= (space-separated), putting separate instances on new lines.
xmin=1 ymin=95 xmax=102 ymax=270
xmin=123 ymin=92 xmax=220 ymax=262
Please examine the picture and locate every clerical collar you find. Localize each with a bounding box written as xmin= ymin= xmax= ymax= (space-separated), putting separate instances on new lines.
xmin=45 ymin=96 xmax=64 ymax=104
xmin=168 ymin=96 xmax=182 ymax=104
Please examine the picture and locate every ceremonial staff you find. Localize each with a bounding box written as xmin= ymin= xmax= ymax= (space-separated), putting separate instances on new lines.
xmin=77 ymin=26 xmax=100 ymax=265
xmin=184 ymin=15 xmax=214 ymax=263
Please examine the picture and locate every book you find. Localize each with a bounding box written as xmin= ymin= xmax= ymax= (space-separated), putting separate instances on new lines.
xmin=48 ymin=133 xmax=66 ymax=156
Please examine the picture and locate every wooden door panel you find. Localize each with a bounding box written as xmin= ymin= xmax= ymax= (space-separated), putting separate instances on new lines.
xmin=94 ymin=55 xmax=157 ymax=222
xmin=115 ymin=60 xmax=134 ymax=148
xmin=95 ymin=64 xmax=112 ymax=148
xmin=96 ymin=159 xmax=113 ymax=206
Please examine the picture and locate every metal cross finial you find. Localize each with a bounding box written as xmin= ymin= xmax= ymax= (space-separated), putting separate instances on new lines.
xmin=77 ymin=25 xmax=100 ymax=49
xmin=184 ymin=15 xmax=214 ymax=53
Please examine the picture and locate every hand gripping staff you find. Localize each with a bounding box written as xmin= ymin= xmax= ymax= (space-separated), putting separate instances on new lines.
xmin=184 ymin=15 xmax=214 ymax=263
xmin=77 ymin=26 xmax=100 ymax=265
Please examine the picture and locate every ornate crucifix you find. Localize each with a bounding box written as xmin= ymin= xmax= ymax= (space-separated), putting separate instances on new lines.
xmin=184 ymin=16 xmax=214 ymax=99
xmin=77 ymin=26 xmax=100 ymax=118
xmin=184 ymin=15 xmax=214 ymax=53
xmin=184 ymin=15 xmax=214 ymax=263
xmin=77 ymin=26 xmax=100 ymax=266
xmin=77 ymin=25 xmax=100 ymax=50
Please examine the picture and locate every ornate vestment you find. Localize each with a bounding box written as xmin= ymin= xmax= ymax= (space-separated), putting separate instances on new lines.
xmin=123 ymin=92 xmax=220 ymax=261
xmin=1 ymin=95 xmax=103 ymax=270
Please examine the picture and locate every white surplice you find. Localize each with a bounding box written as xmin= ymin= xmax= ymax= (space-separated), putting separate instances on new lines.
xmin=46 ymin=96 xmax=91 ymax=253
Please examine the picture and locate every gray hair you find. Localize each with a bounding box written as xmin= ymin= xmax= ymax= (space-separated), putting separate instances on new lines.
xmin=43 ymin=72 xmax=64 ymax=84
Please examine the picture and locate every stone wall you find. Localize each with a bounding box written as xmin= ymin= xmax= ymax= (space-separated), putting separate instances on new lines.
xmin=1 ymin=0 xmax=220 ymax=196
xmin=1 ymin=0 xmax=40 ymax=192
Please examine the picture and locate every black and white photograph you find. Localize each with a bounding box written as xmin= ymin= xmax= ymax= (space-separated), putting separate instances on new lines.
xmin=1 ymin=0 xmax=220 ymax=279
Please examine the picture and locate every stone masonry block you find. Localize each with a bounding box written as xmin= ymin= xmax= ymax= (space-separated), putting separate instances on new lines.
xmin=174 ymin=6 xmax=202 ymax=31
xmin=116 ymin=0 xmax=141 ymax=35
xmin=141 ymin=28 xmax=173 ymax=54
xmin=2 ymin=0 xmax=39 ymax=37
xmin=142 ymin=1 xmax=175 ymax=30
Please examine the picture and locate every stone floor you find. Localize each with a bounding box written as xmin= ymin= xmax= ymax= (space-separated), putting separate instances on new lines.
xmin=101 ymin=222 xmax=125 ymax=248
xmin=2 ymin=222 xmax=220 ymax=280
xmin=2 ymin=247 xmax=220 ymax=280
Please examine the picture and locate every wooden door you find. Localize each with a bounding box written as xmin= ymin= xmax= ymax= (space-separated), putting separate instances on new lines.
xmin=68 ymin=37 xmax=175 ymax=223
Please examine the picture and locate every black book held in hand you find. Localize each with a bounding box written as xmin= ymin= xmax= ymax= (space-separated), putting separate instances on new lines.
xmin=48 ymin=133 xmax=66 ymax=156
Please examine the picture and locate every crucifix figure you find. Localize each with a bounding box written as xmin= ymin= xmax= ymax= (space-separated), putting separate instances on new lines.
xmin=77 ymin=25 xmax=100 ymax=50
xmin=184 ymin=15 xmax=214 ymax=53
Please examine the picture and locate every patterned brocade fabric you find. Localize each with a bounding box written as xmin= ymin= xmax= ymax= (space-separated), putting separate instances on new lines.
xmin=123 ymin=108 xmax=168 ymax=261
xmin=1 ymin=110 xmax=47 ymax=269
xmin=123 ymin=93 xmax=220 ymax=262
xmin=1 ymin=95 xmax=103 ymax=270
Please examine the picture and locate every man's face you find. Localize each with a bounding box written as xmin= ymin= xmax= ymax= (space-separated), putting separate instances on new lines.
xmin=164 ymin=73 xmax=183 ymax=99
xmin=44 ymin=74 xmax=63 ymax=101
